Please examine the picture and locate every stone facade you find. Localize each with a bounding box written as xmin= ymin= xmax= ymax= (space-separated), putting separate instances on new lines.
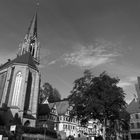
xmin=0 ymin=12 xmax=40 ymax=127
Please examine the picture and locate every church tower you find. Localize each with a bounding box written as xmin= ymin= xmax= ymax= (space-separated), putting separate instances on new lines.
xmin=0 ymin=12 xmax=40 ymax=127
xmin=18 ymin=12 xmax=40 ymax=65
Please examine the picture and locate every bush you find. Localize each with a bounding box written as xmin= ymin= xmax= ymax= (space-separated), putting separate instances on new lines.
xmin=16 ymin=126 xmax=57 ymax=138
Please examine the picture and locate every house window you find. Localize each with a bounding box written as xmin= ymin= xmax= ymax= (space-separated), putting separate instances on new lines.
xmin=63 ymin=124 xmax=65 ymax=129
xmin=59 ymin=116 xmax=61 ymax=121
xmin=68 ymin=125 xmax=70 ymax=130
xmin=131 ymin=123 xmax=134 ymax=129
xmin=135 ymin=114 xmax=139 ymax=119
xmin=66 ymin=117 xmax=68 ymax=121
xmin=11 ymin=72 xmax=22 ymax=106
xmin=137 ymin=122 xmax=140 ymax=128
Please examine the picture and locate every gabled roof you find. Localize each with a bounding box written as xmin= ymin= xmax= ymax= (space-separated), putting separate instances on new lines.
xmin=127 ymin=98 xmax=140 ymax=114
xmin=0 ymin=52 xmax=38 ymax=71
xmin=49 ymin=103 xmax=55 ymax=110
xmin=38 ymin=100 xmax=70 ymax=116
xmin=49 ymin=100 xmax=69 ymax=115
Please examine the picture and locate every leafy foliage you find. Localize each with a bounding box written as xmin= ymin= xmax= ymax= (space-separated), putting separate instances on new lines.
xmin=39 ymin=82 xmax=61 ymax=103
xmin=69 ymin=70 xmax=129 ymax=133
xmin=15 ymin=126 xmax=57 ymax=138
xmin=48 ymin=88 xmax=61 ymax=103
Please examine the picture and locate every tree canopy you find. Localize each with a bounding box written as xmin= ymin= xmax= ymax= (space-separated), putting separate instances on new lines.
xmin=69 ymin=70 xmax=129 ymax=133
xmin=39 ymin=82 xmax=61 ymax=104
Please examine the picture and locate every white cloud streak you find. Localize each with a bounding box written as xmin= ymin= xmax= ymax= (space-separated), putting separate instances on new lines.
xmin=48 ymin=60 xmax=57 ymax=65
xmin=117 ymin=76 xmax=137 ymax=88
xmin=117 ymin=81 xmax=132 ymax=88
xmin=63 ymin=45 xmax=119 ymax=68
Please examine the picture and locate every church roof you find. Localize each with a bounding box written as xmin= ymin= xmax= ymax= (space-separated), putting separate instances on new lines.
xmin=0 ymin=52 xmax=38 ymax=71
xmin=127 ymin=98 xmax=140 ymax=114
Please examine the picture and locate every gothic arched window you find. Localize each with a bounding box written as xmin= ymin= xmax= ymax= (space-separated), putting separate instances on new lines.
xmin=11 ymin=72 xmax=22 ymax=106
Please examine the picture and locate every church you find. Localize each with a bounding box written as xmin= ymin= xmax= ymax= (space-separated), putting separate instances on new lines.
xmin=0 ymin=12 xmax=40 ymax=127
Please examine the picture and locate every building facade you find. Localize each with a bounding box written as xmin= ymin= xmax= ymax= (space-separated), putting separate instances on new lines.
xmin=127 ymin=77 xmax=140 ymax=140
xmin=37 ymin=100 xmax=103 ymax=138
xmin=0 ymin=12 xmax=40 ymax=127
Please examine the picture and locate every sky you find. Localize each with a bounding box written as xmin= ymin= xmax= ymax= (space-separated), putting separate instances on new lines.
xmin=0 ymin=0 xmax=140 ymax=103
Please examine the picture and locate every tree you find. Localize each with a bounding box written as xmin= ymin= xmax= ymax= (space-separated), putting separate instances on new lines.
xmin=39 ymin=87 xmax=45 ymax=104
xmin=69 ymin=70 xmax=129 ymax=139
xmin=39 ymin=82 xmax=61 ymax=104
xmin=48 ymin=88 xmax=61 ymax=103
xmin=39 ymin=82 xmax=53 ymax=103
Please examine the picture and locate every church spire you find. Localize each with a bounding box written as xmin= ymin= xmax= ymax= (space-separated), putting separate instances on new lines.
xmin=26 ymin=12 xmax=37 ymax=40
xmin=18 ymin=11 xmax=40 ymax=65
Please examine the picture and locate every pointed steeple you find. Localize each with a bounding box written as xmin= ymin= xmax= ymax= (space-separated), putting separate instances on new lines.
xmin=18 ymin=12 xmax=40 ymax=65
xmin=26 ymin=12 xmax=37 ymax=40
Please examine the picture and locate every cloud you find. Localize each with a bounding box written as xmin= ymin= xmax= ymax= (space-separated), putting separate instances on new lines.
xmin=117 ymin=81 xmax=132 ymax=88
xmin=62 ymin=44 xmax=119 ymax=68
xmin=117 ymin=76 xmax=137 ymax=88
xmin=39 ymin=47 xmax=55 ymax=68
xmin=48 ymin=60 xmax=57 ymax=65
xmin=38 ymin=39 xmax=122 ymax=68
xmin=0 ymin=52 xmax=15 ymax=64
xmin=128 ymin=76 xmax=137 ymax=82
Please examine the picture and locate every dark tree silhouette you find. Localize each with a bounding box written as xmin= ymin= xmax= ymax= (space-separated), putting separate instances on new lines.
xmin=48 ymin=88 xmax=61 ymax=103
xmin=69 ymin=70 xmax=129 ymax=139
xmin=39 ymin=82 xmax=61 ymax=103
xmin=39 ymin=82 xmax=53 ymax=103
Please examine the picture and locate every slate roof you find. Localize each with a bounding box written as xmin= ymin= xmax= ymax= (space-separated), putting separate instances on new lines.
xmin=0 ymin=52 xmax=38 ymax=71
xmin=38 ymin=100 xmax=70 ymax=116
xmin=38 ymin=104 xmax=50 ymax=116
xmin=49 ymin=103 xmax=55 ymax=110
xmin=127 ymin=98 xmax=140 ymax=114
xmin=49 ymin=100 xmax=69 ymax=115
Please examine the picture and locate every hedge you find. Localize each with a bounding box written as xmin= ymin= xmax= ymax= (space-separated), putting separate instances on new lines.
xmin=16 ymin=126 xmax=57 ymax=138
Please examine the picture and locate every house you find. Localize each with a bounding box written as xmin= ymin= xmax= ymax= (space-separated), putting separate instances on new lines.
xmin=127 ymin=98 xmax=140 ymax=140
xmin=127 ymin=77 xmax=140 ymax=140
xmin=37 ymin=100 xmax=78 ymax=137
xmin=37 ymin=100 xmax=103 ymax=138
